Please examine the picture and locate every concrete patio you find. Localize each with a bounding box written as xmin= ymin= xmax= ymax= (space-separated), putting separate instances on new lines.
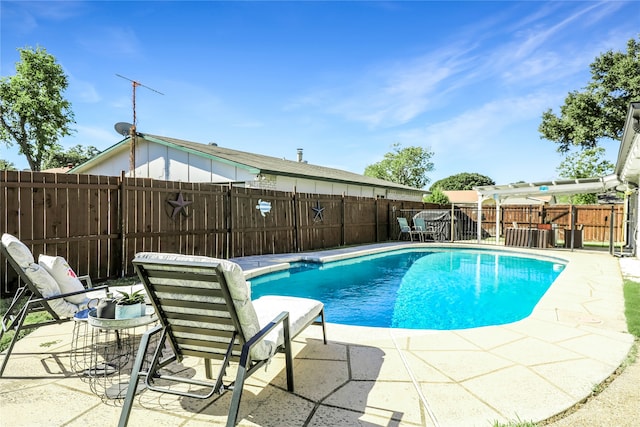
xmin=0 ymin=243 xmax=635 ymax=426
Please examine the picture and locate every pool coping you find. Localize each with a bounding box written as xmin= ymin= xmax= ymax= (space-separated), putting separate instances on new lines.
xmin=240 ymin=242 xmax=571 ymax=283
xmin=243 ymin=243 xmax=572 ymax=330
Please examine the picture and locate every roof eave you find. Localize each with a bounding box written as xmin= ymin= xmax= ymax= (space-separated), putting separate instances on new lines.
xmin=257 ymin=169 xmax=422 ymax=192
xmin=68 ymin=138 xmax=129 ymax=173
xmin=615 ymin=102 xmax=640 ymax=182
xmin=142 ymin=134 xmax=261 ymax=174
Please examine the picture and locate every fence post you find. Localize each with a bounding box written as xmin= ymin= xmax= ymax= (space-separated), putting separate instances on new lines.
xmin=293 ymin=187 xmax=299 ymax=252
xmin=341 ymin=194 xmax=346 ymax=246
xmin=389 ymin=203 xmax=395 ymax=241
xmin=375 ymin=198 xmax=379 ymax=242
xmin=476 ymin=197 xmax=483 ymax=243
xmin=609 ymin=205 xmax=615 ymax=255
xmin=119 ymin=170 xmax=126 ymax=277
xmin=226 ymin=183 xmax=232 ymax=258
xmin=569 ymin=205 xmax=576 ymax=251
xmin=450 ymin=203 xmax=455 ymax=242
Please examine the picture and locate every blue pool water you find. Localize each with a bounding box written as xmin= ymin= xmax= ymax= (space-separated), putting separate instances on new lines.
xmin=250 ymin=249 xmax=566 ymax=330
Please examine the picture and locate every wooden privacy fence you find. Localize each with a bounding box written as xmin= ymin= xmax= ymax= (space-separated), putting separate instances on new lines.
xmin=1 ymin=170 xmax=625 ymax=297
xmin=1 ymin=172 xmax=121 ymax=298
xmin=1 ymin=171 xmax=426 ymax=296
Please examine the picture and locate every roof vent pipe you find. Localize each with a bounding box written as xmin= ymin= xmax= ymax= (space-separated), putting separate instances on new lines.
xmin=297 ymin=148 xmax=303 ymax=162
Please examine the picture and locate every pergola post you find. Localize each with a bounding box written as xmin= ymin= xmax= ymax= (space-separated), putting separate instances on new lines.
xmin=477 ymin=196 xmax=483 ymax=244
xmin=495 ymin=198 xmax=501 ymax=245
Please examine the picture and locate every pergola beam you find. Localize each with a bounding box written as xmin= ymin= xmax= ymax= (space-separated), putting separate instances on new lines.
xmin=475 ymin=175 xmax=620 ymax=200
xmin=474 ymin=174 xmax=621 ymax=245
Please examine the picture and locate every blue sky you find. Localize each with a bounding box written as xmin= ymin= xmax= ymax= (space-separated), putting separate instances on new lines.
xmin=1 ymin=1 xmax=638 ymax=188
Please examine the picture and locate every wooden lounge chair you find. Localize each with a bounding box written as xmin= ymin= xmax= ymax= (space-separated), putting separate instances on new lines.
xmin=118 ymin=252 xmax=327 ymax=427
xmin=0 ymin=233 xmax=108 ymax=376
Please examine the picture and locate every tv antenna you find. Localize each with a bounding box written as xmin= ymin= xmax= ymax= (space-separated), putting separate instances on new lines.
xmin=116 ymin=74 xmax=164 ymax=176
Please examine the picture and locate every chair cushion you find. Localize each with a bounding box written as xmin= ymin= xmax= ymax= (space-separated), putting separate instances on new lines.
xmin=23 ymin=263 xmax=79 ymax=318
xmin=1 ymin=233 xmax=35 ymax=268
xmin=133 ymin=252 xmax=273 ymax=360
xmin=253 ymin=296 xmax=323 ymax=347
xmin=38 ymin=255 xmax=89 ymax=305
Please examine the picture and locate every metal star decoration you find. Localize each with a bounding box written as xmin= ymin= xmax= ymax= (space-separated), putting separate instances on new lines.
xmin=168 ymin=192 xmax=193 ymax=219
xmin=311 ymin=200 xmax=324 ymax=222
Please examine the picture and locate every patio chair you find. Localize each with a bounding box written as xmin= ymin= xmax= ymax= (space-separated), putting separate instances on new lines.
xmin=118 ymin=252 xmax=327 ymax=427
xmin=397 ymin=217 xmax=422 ymax=242
xmin=0 ymin=233 xmax=109 ymax=376
xmin=413 ymin=217 xmax=436 ymax=242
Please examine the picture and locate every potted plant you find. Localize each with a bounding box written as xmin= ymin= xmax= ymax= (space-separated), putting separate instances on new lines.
xmin=115 ymin=289 xmax=146 ymax=319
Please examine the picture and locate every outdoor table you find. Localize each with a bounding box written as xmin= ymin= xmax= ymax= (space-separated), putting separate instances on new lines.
xmin=71 ymin=307 xmax=157 ymax=400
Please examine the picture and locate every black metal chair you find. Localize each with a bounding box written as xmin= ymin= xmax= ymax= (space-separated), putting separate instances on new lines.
xmin=118 ymin=252 xmax=327 ymax=427
xmin=0 ymin=234 xmax=108 ymax=376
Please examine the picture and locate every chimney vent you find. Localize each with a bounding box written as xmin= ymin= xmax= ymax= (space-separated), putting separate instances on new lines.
xmin=297 ymin=148 xmax=303 ymax=162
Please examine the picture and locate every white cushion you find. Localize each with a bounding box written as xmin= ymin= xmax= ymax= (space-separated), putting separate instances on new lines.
xmin=38 ymin=255 xmax=89 ymax=305
xmin=134 ymin=252 xmax=272 ymax=360
xmin=23 ymin=263 xmax=79 ymax=318
xmin=134 ymin=253 xmax=324 ymax=361
xmin=252 ymin=296 xmax=324 ymax=347
xmin=2 ymin=233 xmax=35 ymax=268
xmin=134 ymin=252 xmax=251 ymax=300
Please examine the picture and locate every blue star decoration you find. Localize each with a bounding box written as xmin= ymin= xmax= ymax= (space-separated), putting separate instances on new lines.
xmin=311 ymin=200 xmax=324 ymax=222
xmin=168 ymin=192 xmax=193 ymax=219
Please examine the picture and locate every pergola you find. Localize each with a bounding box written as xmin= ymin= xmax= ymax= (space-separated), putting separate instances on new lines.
xmin=474 ymin=174 xmax=622 ymax=244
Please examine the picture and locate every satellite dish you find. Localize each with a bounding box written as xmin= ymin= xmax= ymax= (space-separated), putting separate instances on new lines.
xmin=114 ymin=122 xmax=134 ymax=136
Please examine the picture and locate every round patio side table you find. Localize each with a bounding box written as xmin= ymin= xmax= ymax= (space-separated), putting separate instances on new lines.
xmin=82 ymin=308 xmax=157 ymax=402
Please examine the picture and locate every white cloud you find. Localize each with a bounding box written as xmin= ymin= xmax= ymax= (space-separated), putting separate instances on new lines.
xmin=290 ymin=44 xmax=476 ymax=129
xmin=386 ymin=93 xmax=556 ymax=161
xmin=68 ymin=75 xmax=101 ymax=103
xmin=286 ymin=2 xmax=630 ymax=132
xmin=491 ymin=2 xmax=629 ymax=86
xmin=77 ymin=26 xmax=141 ymax=58
xmin=0 ymin=1 xmax=86 ymax=35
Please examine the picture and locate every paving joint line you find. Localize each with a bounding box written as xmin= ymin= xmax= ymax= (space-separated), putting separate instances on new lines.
xmin=389 ymin=331 xmax=440 ymax=427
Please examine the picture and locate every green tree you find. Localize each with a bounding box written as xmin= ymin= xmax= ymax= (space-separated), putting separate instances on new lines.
xmin=556 ymin=147 xmax=614 ymax=204
xmin=42 ymin=144 xmax=100 ymax=169
xmin=429 ymin=172 xmax=494 ymax=191
xmin=364 ymin=143 xmax=434 ymax=189
xmin=0 ymin=159 xmax=16 ymax=170
xmin=0 ymin=46 xmax=75 ymax=171
xmin=424 ymin=187 xmax=450 ymax=204
xmin=539 ymin=36 xmax=640 ymax=153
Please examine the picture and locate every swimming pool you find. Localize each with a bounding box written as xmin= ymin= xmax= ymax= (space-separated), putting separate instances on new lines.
xmin=250 ymin=248 xmax=566 ymax=329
